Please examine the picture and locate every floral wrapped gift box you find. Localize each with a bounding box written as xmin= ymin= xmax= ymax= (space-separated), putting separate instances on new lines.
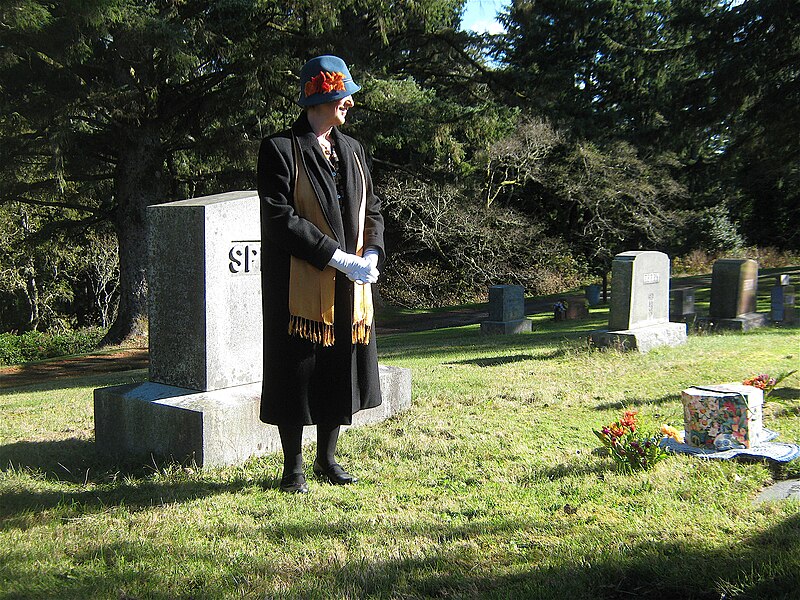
xmin=680 ymin=384 xmax=764 ymax=449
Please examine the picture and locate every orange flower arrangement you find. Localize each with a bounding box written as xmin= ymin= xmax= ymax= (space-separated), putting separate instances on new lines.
xmin=743 ymin=370 xmax=796 ymax=398
xmin=593 ymin=409 xmax=673 ymax=471
xmin=304 ymin=71 xmax=346 ymax=98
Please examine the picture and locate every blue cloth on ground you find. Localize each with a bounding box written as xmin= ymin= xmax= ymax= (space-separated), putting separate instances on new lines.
xmin=661 ymin=428 xmax=800 ymax=463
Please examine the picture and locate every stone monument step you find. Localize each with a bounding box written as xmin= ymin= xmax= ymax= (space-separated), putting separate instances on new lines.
xmin=696 ymin=312 xmax=769 ymax=332
xmin=95 ymin=364 xmax=411 ymax=468
xmin=590 ymin=322 xmax=688 ymax=353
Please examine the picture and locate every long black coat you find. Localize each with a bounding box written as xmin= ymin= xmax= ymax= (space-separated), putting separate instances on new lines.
xmin=257 ymin=113 xmax=385 ymax=426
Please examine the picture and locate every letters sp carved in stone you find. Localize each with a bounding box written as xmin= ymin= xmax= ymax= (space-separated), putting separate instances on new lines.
xmin=229 ymin=242 xmax=260 ymax=274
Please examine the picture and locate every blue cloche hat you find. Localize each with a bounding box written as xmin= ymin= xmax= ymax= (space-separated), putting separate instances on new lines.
xmin=297 ymin=55 xmax=361 ymax=107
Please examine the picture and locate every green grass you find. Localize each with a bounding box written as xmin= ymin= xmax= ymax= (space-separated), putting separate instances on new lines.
xmin=1 ymin=310 xmax=799 ymax=598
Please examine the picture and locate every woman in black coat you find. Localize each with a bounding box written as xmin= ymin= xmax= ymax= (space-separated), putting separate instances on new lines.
xmin=258 ymin=55 xmax=385 ymax=493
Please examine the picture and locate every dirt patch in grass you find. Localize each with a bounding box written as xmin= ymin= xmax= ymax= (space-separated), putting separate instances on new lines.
xmin=0 ymin=347 xmax=149 ymax=389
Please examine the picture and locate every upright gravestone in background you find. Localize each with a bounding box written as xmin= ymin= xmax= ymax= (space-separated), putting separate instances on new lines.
xmin=771 ymin=275 xmax=796 ymax=324
xmin=669 ymin=286 xmax=696 ymax=323
xmin=481 ymin=284 xmax=532 ymax=334
xmin=94 ymin=191 xmax=412 ymax=468
xmin=590 ymin=251 xmax=687 ymax=352
xmin=707 ymin=258 xmax=767 ymax=331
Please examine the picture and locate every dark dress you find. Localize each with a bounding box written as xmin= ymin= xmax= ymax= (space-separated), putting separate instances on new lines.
xmin=257 ymin=113 xmax=385 ymax=426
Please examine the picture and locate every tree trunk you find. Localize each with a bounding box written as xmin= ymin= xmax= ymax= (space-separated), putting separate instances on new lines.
xmin=101 ymin=124 xmax=167 ymax=346
xmin=24 ymin=265 xmax=39 ymax=331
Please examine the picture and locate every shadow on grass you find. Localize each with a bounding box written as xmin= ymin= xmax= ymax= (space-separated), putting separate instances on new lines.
xmin=378 ymin=320 xmax=603 ymax=363
xmin=0 ymin=369 xmax=148 ymax=396
xmin=289 ymin=515 xmax=800 ymax=600
xmin=534 ymin=459 xmax=611 ymax=482
xmin=0 ymin=437 xmax=271 ymax=530
xmin=594 ymin=393 xmax=683 ymax=412
xmin=6 ymin=495 xmax=800 ymax=599
xmin=6 ymin=496 xmax=798 ymax=599
xmin=445 ymin=350 xmax=566 ymax=367
xmin=3 ymin=453 xmax=799 ymax=598
xmin=0 ymin=475 xmax=258 ymax=532
xmin=770 ymin=387 xmax=800 ymax=401
xmin=0 ymin=437 xmax=99 ymax=482
xmin=272 ymin=512 xmax=800 ymax=600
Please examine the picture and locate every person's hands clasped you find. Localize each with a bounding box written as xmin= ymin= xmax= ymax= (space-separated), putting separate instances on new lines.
xmin=328 ymin=249 xmax=379 ymax=285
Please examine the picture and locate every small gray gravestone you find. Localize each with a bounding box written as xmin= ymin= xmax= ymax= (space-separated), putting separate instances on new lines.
xmin=771 ymin=275 xmax=796 ymax=324
xmin=554 ymin=296 xmax=589 ymax=321
xmin=481 ymin=285 xmax=532 ymax=334
xmin=590 ymin=251 xmax=686 ymax=352
xmin=94 ymin=191 xmax=412 ymax=468
xmin=585 ymin=284 xmax=602 ymax=307
xmin=669 ymin=286 xmax=695 ymax=322
xmin=706 ymin=258 xmax=767 ymax=331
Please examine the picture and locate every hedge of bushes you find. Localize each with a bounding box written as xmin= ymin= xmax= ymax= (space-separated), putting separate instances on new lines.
xmin=0 ymin=328 xmax=106 ymax=367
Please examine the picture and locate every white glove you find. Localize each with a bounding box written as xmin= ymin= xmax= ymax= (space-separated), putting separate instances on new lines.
xmin=328 ymin=249 xmax=379 ymax=284
xmin=360 ymin=249 xmax=380 ymax=284
xmin=363 ymin=249 xmax=379 ymax=270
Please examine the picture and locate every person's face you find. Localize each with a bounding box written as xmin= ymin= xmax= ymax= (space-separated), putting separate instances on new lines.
xmin=311 ymin=95 xmax=354 ymax=129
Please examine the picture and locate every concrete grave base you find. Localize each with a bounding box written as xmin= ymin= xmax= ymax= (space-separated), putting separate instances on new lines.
xmin=480 ymin=319 xmax=532 ymax=335
xmin=94 ymin=365 xmax=411 ymax=468
xmin=590 ymin=322 xmax=687 ymax=353
xmin=670 ymin=313 xmax=697 ymax=324
xmin=697 ymin=313 xmax=769 ymax=332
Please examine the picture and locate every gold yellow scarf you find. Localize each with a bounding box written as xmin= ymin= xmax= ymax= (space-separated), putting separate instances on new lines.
xmin=287 ymin=134 xmax=373 ymax=346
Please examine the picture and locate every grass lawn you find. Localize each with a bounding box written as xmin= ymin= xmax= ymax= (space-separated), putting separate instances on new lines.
xmin=1 ymin=302 xmax=799 ymax=598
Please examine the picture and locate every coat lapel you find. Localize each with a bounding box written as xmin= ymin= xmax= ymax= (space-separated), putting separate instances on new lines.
xmin=331 ymin=129 xmax=363 ymax=252
xmin=292 ymin=117 xmax=345 ymax=245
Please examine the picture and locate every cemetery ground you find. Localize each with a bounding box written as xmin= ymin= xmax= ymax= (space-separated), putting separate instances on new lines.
xmin=1 ymin=276 xmax=799 ymax=599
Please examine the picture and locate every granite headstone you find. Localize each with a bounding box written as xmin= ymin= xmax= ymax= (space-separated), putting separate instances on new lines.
xmin=94 ymin=191 xmax=412 ymax=468
xmin=670 ymin=286 xmax=696 ymax=322
xmin=590 ymin=251 xmax=686 ymax=352
xmin=706 ymin=258 xmax=767 ymax=331
xmin=481 ymin=285 xmax=532 ymax=334
xmin=771 ymin=275 xmax=796 ymax=323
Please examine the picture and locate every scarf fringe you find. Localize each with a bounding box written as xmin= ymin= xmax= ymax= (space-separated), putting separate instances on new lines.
xmin=289 ymin=315 xmax=371 ymax=347
xmin=352 ymin=319 xmax=371 ymax=345
xmin=289 ymin=315 xmax=335 ymax=347
xmin=289 ymin=315 xmax=372 ymax=347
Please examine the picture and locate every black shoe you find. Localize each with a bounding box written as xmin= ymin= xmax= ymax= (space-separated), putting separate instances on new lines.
xmin=279 ymin=472 xmax=309 ymax=494
xmin=313 ymin=460 xmax=358 ymax=485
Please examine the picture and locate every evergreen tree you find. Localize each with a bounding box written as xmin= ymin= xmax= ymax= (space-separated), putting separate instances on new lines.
xmin=0 ymin=0 xmax=290 ymax=341
xmin=0 ymin=0 xmax=473 ymax=339
xmin=698 ymin=0 xmax=800 ymax=248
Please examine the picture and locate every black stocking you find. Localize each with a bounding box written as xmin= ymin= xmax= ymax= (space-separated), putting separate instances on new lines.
xmin=278 ymin=425 xmax=304 ymax=475
xmin=316 ymin=423 xmax=341 ymax=468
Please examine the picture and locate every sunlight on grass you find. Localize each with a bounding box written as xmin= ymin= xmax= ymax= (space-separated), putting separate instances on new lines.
xmin=1 ymin=311 xmax=799 ymax=598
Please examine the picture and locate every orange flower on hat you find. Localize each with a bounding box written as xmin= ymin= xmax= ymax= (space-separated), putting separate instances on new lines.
xmin=304 ymin=71 xmax=346 ymax=98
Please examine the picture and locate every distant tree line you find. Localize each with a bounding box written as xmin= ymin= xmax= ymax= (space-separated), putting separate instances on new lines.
xmin=0 ymin=0 xmax=796 ymax=340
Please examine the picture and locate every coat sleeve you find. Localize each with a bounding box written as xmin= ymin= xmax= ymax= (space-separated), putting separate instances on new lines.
xmin=356 ymin=142 xmax=386 ymax=266
xmin=258 ymin=136 xmax=339 ymax=271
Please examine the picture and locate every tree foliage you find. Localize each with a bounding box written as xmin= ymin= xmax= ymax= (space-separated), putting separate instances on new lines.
xmin=483 ymin=118 xmax=685 ymax=280
xmin=495 ymin=0 xmax=799 ymax=252
xmin=380 ymin=172 xmax=582 ymax=306
xmin=0 ymin=0 xmax=472 ymax=338
xmin=0 ymin=0 xmax=797 ymax=335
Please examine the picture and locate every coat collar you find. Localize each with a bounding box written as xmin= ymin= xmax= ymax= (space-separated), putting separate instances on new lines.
xmin=291 ymin=113 xmax=362 ymax=251
xmin=291 ymin=113 xmax=344 ymax=244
